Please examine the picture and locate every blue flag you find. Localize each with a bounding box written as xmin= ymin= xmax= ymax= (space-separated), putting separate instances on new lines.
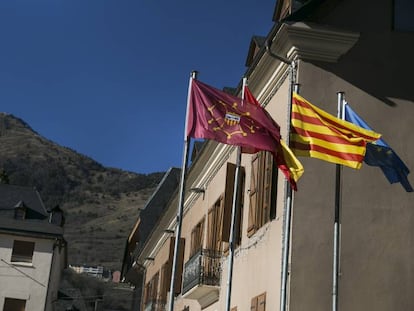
xmin=344 ymin=103 xmax=413 ymax=192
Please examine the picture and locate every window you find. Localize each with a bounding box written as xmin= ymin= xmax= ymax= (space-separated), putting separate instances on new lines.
xmin=248 ymin=151 xmax=278 ymax=237
xmin=190 ymin=218 xmax=205 ymax=257
xmin=11 ymin=241 xmax=35 ymax=264
xmin=393 ymin=0 xmax=414 ymax=31
xmin=14 ymin=207 xmax=26 ymax=220
xmin=142 ymin=272 xmax=159 ymax=308
xmin=206 ymin=163 xmax=246 ymax=254
xmin=159 ymin=262 xmax=170 ymax=303
xmin=251 ymin=292 xmax=266 ymax=311
xmin=3 ymin=298 xmax=26 ymax=311
xmin=206 ymin=197 xmax=224 ymax=252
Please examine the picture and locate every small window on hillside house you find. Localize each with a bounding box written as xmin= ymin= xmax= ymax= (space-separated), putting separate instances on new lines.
xmin=3 ymin=298 xmax=26 ymax=311
xmin=248 ymin=151 xmax=278 ymax=237
xmin=11 ymin=240 xmax=35 ymax=264
xmin=14 ymin=207 xmax=26 ymax=220
xmin=393 ymin=0 xmax=414 ymax=31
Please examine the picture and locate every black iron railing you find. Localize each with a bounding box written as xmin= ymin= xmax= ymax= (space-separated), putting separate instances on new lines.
xmin=182 ymin=249 xmax=222 ymax=294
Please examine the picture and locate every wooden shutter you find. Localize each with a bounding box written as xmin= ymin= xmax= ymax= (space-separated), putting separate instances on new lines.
xmin=175 ymin=238 xmax=185 ymax=294
xmin=251 ymin=296 xmax=258 ymax=311
xmin=190 ymin=218 xmax=204 ymax=257
xmin=248 ymin=153 xmax=261 ymax=237
xmin=257 ymin=292 xmax=266 ymax=311
xmin=234 ymin=167 xmax=245 ymax=247
xmin=261 ymin=152 xmax=273 ymax=227
xmin=142 ymin=282 xmax=149 ymax=307
xmin=159 ymin=262 xmax=170 ymax=301
xmin=207 ymin=207 xmax=215 ymax=250
xmin=168 ymin=237 xmax=185 ymax=295
xmin=207 ymin=198 xmax=223 ymax=252
xmin=222 ymin=163 xmax=236 ymax=242
xmin=251 ymin=292 xmax=266 ymax=311
xmin=151 ymin=272 xmax=159 ymax=302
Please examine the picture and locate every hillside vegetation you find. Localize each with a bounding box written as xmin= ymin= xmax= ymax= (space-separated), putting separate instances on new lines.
xmin=0 ymin=112 xmax=164 ymax=269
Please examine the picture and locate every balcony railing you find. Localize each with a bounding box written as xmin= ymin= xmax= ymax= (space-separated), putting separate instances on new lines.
xmin=182 ymin=249 xmax=222 ymax=294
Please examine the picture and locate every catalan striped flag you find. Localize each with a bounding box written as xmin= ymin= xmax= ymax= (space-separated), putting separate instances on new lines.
xmin=290 ymin=93 xmax=381 ymax=169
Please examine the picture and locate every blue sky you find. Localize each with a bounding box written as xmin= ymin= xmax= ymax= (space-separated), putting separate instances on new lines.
xmin=0 ymin=0 xmax=276 ymax=174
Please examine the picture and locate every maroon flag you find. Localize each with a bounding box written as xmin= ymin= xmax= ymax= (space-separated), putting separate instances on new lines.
xmin=244 ymin=85 xmax=261 ymax=107
xmin=187 ymin=79 xmax=303 ymax=189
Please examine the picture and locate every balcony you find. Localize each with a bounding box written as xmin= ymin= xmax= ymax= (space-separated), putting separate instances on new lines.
xmin=182 ymin=249 xmax=222 ymax=308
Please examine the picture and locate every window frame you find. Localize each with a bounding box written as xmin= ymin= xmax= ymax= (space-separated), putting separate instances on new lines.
xmin=10 ymin=240 xmax=35 ymax=265
xmin=248 ymin=151 xmax=278 ymax=237
xmin=3 ymin=297 xmax=26 ymax=311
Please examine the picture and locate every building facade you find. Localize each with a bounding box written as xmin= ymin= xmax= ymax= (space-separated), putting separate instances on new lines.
xmin=0 ymin=184 xmax=66 ymax=311
xmin=124 ymin=0 xmax=414 ymax=310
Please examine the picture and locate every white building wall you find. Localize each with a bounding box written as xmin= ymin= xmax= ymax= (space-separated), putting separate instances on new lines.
xmin=0 ymin=234 xmax=56 ymax=311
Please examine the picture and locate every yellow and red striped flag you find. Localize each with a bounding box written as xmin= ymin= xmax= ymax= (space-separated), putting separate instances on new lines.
xmin=290 ymin=93 xmax=381 ymax=169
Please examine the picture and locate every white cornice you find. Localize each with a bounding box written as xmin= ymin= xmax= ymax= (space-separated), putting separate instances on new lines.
xmin=273 ymin=21 xmax=360 ymax=63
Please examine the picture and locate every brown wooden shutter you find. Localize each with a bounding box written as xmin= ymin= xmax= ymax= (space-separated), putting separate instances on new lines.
xmin=251 ymin=296 xmax=258 ymax=311
xmin=234 ymin=167 xmax=245 ymax=246
xmin=261 ymin=152 xmax=273 ymax=226
xmin=152 ymin=272 xmax=159 ymax=301
xmin=248 ymin=153 xmax=261 ymax=237
xmin=159 ymin=260 xmax=171 ymax=301
xmin=142 ymin=282 xmax=149 ymax=307
xmin=168 ymin=237 xmax=186 ymax=295
xmin=175 ymin=238 xmax=185 ymax=294
xmin=222 ymin=163 xmax=236 ymax=242
xmin=257 ymin=292 xmax=266 ymax=311
xmin=190 ymin=218 xmax=204 ymax=257
xmin=207 ymin=207 xmax=215 ymax=250
xmin=216 ymin=196 xmax=224 ymax=251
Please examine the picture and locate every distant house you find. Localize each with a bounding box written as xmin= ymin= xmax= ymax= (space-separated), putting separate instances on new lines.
xmin=0 ymin=184 xmax=67 ymax=311
xmin=112 ymin=271 xmax=121 ymax=283
xmin=69 ymin=265 xmax=104 ymax=278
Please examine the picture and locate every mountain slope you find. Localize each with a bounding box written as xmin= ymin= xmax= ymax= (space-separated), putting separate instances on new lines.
xmin=0 ymin=113 xmax=164 ymax=269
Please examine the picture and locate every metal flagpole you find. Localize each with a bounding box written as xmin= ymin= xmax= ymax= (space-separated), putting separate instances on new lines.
xmin=265 ymin=41 xmax=298 ymax=311
xmin=332 ymin=91 xmax=344 ymax=311
xmin=168 ymin=71 xmax=197 ymax=311
xmin=224 ymin=78 xmax=246 ymax=311
xmin=279 ymin=61 xmax=298 ymax=311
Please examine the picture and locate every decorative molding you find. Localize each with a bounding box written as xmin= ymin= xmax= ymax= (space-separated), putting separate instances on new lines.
xmin=274 ymin=22 xmax=360 ymax=63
